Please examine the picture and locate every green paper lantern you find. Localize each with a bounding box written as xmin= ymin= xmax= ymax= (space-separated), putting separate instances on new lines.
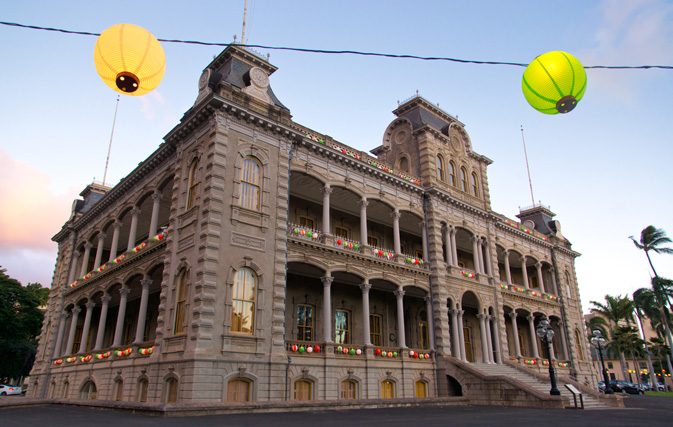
xmin=522 ymin=51 xmax=587 ymax=114
xmin=349 ymin=348 xmax=356 ymax=355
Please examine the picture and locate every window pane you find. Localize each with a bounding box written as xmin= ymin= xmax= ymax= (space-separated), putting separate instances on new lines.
xmin=335 ymin=310 xmax=350 ymax=344
xmin=297 ymin=305 xmax=313 ymax=341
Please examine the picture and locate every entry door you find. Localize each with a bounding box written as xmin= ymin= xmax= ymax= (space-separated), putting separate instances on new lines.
xmin=463 ymin=326 xmax=473 ymax=362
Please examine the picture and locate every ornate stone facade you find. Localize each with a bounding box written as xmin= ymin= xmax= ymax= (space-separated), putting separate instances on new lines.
xmin=29 ymin=45 xmax=592 ymax=405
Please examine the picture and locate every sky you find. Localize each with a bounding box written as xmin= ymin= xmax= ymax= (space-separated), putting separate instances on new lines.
xmin=1 ymin=0 xmax=672 ymax=315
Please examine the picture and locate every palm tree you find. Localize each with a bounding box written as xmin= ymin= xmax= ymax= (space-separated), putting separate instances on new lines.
xmin=590 ymin=295 xmax=635 ymax=381
xmin=630 ymin=225 xmax=673 ymax=277
xmin=608 ymin=325 xmax=646 ymax=386
xmin=649 ymin=336 xmax=671 ymax=388
xmin=650 ymin=276 xmax=673 ymax=382
xmin=633 ymin=288 xmax=659 ymax=389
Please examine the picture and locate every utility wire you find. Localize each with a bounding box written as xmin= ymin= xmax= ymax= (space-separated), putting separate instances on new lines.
xmin=2 ymin=20 xmax=673 ymax=70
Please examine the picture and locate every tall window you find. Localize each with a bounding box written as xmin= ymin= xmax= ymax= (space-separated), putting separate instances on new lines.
xmin=62 ymin=381 xmax=69 ymax=398
xmin=240 ymin=157 xmax=261 ymax=211
xmin=460 ymin=167 xmax=468 ymax=192
xmin=415 ymin=380 xmax=428 ymax=398
xmin=575 ymin=329 xmax=584 ymax=361
xmin=335 ymin=310 xmax=350 ymax=344
xmin=381 ymin=380 xmax=395 ymax=398
xmin=518 ymin=332 xmax=525 ymax=356
xmin=341 ymin=380 xmax=357 ymax=399
xmin=80 ymin=380 xmax=97 ymax=400
xmin=227 ymin=379 xmax=251 ymax=402
xmin=114 ymin=379 xmax=123 ymax=401
xmin=138 ymin=379 xmax=148 ymax=402
xmin=448 ymin=161 xmax=457 ymax=186
xmin=419 ymin=322 xmax=429 ymax=350
xmin=174 ymin=270 xmax=188 ymax=335
xmin=370 ymin=314 xmax=382 ymax=346
xmin=471 ymin=172 xmax=479 ymax=197
xmin=231 ymin=268 xmax=256 ymax=334
xmin=166 ymin=378 xmax=178 ymax=403
xmin=565 ymin=271 xmax=572 ymax=298
xmin=367 ymin=235 xmax=379 ymax=247
xmin=73 ymin=326 xmax=83 ymax=353
xmin=187 ymin=159 xmax=199 ymax=209
xmin=299 ymin=216 xmax=315 ymax=229
xmin=436 ymin=155 xmax=445 ymax=181
xmin=464 ymin=327 xmax=473 ymax=362
xmin=296 ymin=304 xmax=314 ymax=341
xmin=335 ymin=226 xmax=349 ymax=239
xmin=294 ymin=380 xmax=313 ymax=401
xmin=530 ymin=276 xmax=539 ymax=289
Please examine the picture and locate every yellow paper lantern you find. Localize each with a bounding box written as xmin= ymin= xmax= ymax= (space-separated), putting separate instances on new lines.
xmin=522 ymin=51 xmax=587 ymax=114
xmin=94 ymin=23 xmax=166 ymax=96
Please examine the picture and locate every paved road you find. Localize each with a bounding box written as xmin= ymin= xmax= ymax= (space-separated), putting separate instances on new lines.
xmin=1 ymin=395 xmax=671 ymax=426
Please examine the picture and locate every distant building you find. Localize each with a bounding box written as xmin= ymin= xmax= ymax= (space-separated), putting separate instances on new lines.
xmin=30 ymin=45 xmax=593 ymax=405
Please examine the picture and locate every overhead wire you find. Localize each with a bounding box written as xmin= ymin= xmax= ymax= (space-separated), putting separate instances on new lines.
xmin=2 ymin=20 xmax=673 ymax=70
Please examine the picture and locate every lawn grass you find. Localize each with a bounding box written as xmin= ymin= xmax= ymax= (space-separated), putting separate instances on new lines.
xmin=645 ymin=391 xmax=673 ymax=397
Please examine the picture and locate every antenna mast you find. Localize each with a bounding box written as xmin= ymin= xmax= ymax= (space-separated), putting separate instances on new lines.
xmin=241 ymin=0 xmax=248 ymax=44
xmin=102 ymin=95 xmax=120 ymax=186
xmin=520 ymin=126 xmax=536 ymax=207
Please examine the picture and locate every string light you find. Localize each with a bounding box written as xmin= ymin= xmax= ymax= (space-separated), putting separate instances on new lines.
xmin=2 ymin=21 xmax=672 ymax=70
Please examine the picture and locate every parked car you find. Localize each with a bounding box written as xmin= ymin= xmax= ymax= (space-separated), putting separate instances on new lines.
xmin=597 ymin=381 xmax=606 ymax=392
xmin=607 ymin=380 xmax=644 ymax=394
xmin=0 ymin=384 xmax=23 ymax=396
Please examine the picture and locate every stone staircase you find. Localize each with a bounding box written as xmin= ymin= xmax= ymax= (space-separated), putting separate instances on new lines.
xmin=471 ymin=363 xmax=607 ymax=408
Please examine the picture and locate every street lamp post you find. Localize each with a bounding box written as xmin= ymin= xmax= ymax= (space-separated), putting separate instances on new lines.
xmin=536 ymin=316 xmax=561 ymax=396
xmin=591 ymin=329 xmax=614 ymax=395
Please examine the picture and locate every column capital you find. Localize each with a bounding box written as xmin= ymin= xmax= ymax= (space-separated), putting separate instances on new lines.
xmin=449 ymin=225 xmax=456 ymax=234
xmin=424 ymin=295 xmax=432 ymax=304
xmin=458 ymin=309 xmax=465 ymax=316
xmin=391 ymin=209 xmax=401 ymax=220
xmin=101 ymin=295 xmax=112 ymax=304
xmin=83 ymin=242 xmax=93 ymax=250
xmin=359 ymin=198 xmax=369 ymax=209
xmin=394 ymin=289 xmax=405 ymax=299
xmin=508 ymin=312 xmax=518 ymax=320
xmin=476 ymin=313 xmax=486 ymax=320
xmin=449 ymin=308 xmax=458 ymax=317
xmin=471 ymin=235 xmax=480 ymax=243
xmin=521 ymin=255 xmax=527 ymax=264
xmin=71 ymin=307 xmax=81 ymax=315
xmin=140 ymin=278 xmax=153 ymax=289
xmin=418 ymin=221 xmax=426 ymax=229
xmin=322 ymin=186 xmax=332 ymax=196
xmin=119 ymin=288 xmax=131 ymax=297
xmin=113 ymin=221 xmax=123 ymax=231
xmin=526 ymin=314 xmax=535 ymax=322
xmin=535 ymin=262 xmax=543 ymax=269
xmin=97 ymin=233 xmax=106 ymax=242
xmin=359 ymin=283 xmax=371 ymax=293
xmin=130 ymin=208 xmax=142 ymax=217
xmin=321 ymin=276 xmax=334 ymax=287
xmin=152 ymin=192 xmax=163 ymax=202
xmin=85 ymin=301 xmax=96 ymax=310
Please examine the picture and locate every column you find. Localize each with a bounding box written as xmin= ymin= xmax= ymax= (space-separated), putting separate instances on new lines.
xmin=450 ymin=227 xmax=458 ymax=266
xmin=485 ymin=315 xmax=495 ymax=363
xmin=392 ymin=210 xmax=401 ymax=255
xmin=79 ymin=242 xmax=93 ymax=277
xmin=93 ymin=233 xmax=106 ymax=270
xmin=557 ymin=321 xmax=569 ymax=360
xmin=425 ymin=296 xmax=435 ymax=350
xmin=358 ymin=198 xmax=369 ymax=247
xmin=527 ymin=315 xmax=540 ymax=358
xmin=550 ymin=337 xmax=557 ymax=360
xmin=535 ymin=263 xmax=546 ymax=293
xmin=68 ymin=251 xmax=80 ymax=284
xmin=395 ymin=288 xmax=406 ymax=348
xmin=420 ymin=222 xmax=428 ymax=262
xmin=509 ymin=312 xmax=522 ymax=357
xmin=113 ymin=287 xmax=130 ymax=347
xmin=521 ymin=256 xmax=530 ymax=289
xmin=360 ymin=282 xmax=371 ymax=345
xmin=148 ymin=192 xmax=163 ymax=237
xmin=134 ymin=278 xmax=153 ymax=343
xmin=322 ymin=186 xmax=332 ymax=237
xmin=476 ymin=238 xmax=485 ymax=274
xmin=458 ymin=310 xmax=467 ymax=361
xmin=443 ymin=225 xmax=453 ymax=265
xmin=503 ymin=250 xmax=512 ymax=286
xmin=108 ymin=222 xmax=122 ymax=261
xmin=478 ymin=314 xmax=489 ymax=363
xmin=94 ymin=295 xmax=111 ymax=350
xmin=471 ymin=236 xmax=480 ymax=273
xmin=548 ymin=267 xmax=558 ymax=296
xmin=449 ymin=309 xmax=460 ymax=359
xmin=79 ymin=301 xmax=96 ymax=352
xmin=321 ymin=275 xmax=333 ymax=342
xmin=491 ymin=316 xmax=503 ymax=364
xmin=65 ymin=306 xmax=81 ymax=354
xmin=484 ymin=239 xmax=493 ymax=277
xmin=126 ymin=208 xmax=141 ymax=252
xmin=53 ymin=312 xmax=69 ymax=358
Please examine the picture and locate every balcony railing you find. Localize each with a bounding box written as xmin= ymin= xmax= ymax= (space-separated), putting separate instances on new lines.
xmin=499 ymin=283 xmax=559 ymax=301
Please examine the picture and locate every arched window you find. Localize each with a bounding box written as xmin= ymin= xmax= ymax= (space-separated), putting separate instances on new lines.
xmin=460 ymin=167 xmax=468 ymax=192
xmin=50 ymin=382 xmax=56 ymax=398
xmin=471 ymin=172 xmax=479 ymax=197
xmin=448 ymin=161 xmax=457 ymax=186
xmin=575 ymin=329 xmax=584 ymax=361
xmin=174 ymin=269 xmax=189 ymax=335
xmin=138 ymin=378 xmax=149 ymax=402
xmin=294 ymin=379 xmax=313 ymax=401
xmin=62 ymin=381 xmax=69 ymax=398
xmin=165 ymin=378 xmax=178 ymax=403
xmin=240 ymin=157 xmax=261 ymax=211
xmin=381 ymin=380 xmax=395 ymax=399
xmin=415 ymin=380 xmax=428 ymax=398
xmin=80 ymin=380 xmax=97 ymax=400
xmin=399 ymin=156 xmax=409 ymax=173
xmin=436 ymin=155 xmax=445 ymax=181
xmin=186 ymin=159 xmax=199 ymax=209
xmin=114 ymin=379 xmax=123 ymax=401
xmin=227 ymin=379 xmax=251 ymax=402
xmin=564 ymin=271 xmax=572 ymax=298
xmin=231 ymin=268 xmax=256 ymax=334
xmin=340 ymin=380 xmax=357 ymax=399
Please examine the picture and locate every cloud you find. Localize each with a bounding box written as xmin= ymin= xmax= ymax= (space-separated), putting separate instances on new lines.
xmin=0 ymin=149 xmax=78 ymax=251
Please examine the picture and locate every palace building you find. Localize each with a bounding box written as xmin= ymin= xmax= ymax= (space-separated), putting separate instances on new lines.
xmin=29 ymin=44 xmax=598 ymax=407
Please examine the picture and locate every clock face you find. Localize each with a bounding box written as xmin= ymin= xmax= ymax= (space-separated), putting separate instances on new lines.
xmin=249 ymin=67 xmax=269 ymax=88
xmin=198 ymin=69 xmax=211 ymax=90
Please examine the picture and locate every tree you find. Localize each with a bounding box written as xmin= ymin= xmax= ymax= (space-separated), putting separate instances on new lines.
xmin=590 ymin=295 xmax=635 ymax=381
xmin=608 ymin=325 xmax=645 ymax=386
xmin=0 ymin=266 xmax=45 ymax=382
xmin=633 ymin=287 xmax=659 ymax=389
xmin=630 ymin=225 xmax=673 ymax=277
xmin=649 ymin=337 xmax=671 ymax=385
xmin=26 ymin=282 xmax=50 ymax=307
